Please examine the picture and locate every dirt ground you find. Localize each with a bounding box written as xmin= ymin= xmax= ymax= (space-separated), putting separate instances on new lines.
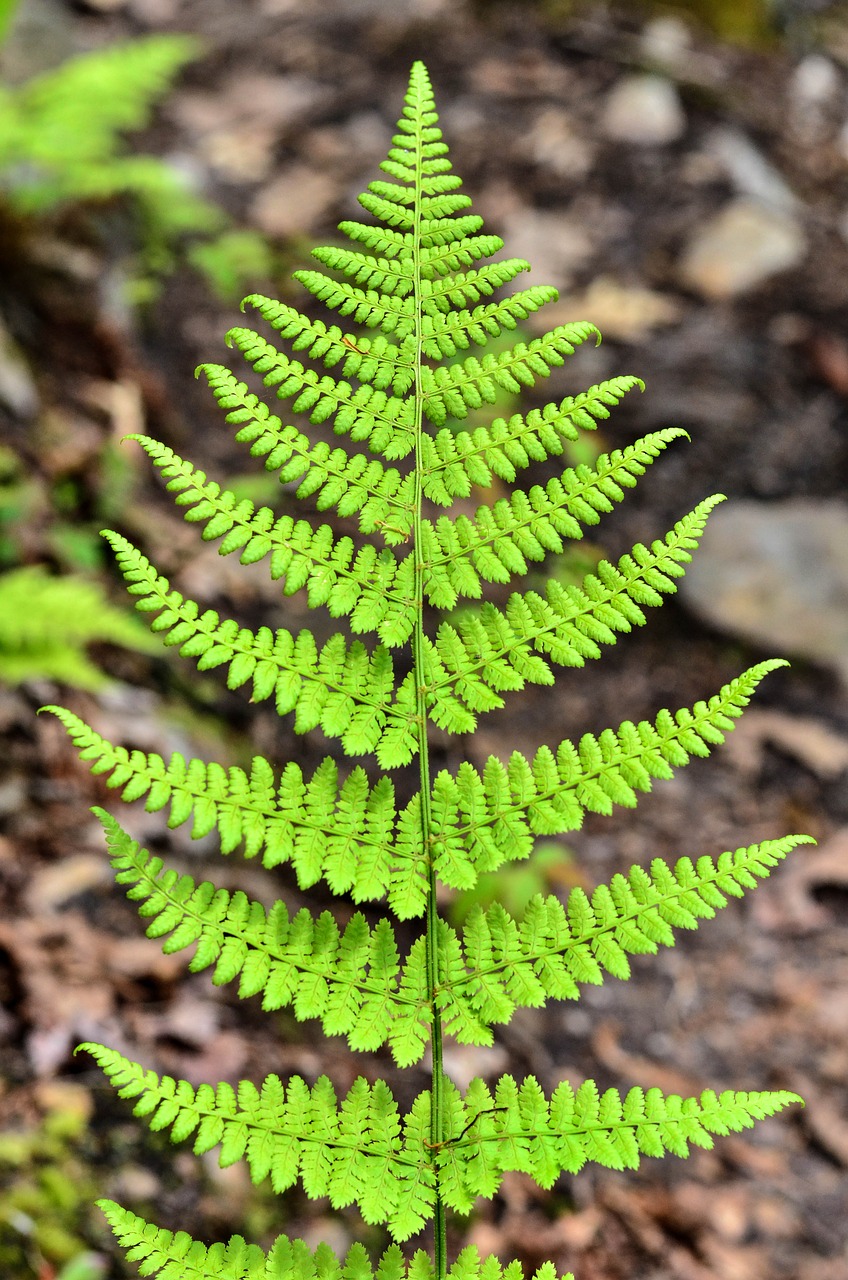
xmin=1 ymin=2 xmax=847 ymax=1278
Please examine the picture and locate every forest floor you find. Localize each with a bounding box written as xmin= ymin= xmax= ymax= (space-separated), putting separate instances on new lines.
xmin=1 ymin=2 xmax=848 ymax=1278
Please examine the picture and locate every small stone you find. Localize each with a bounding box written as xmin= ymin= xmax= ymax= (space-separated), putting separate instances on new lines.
xmin=527 ymin=108 xmax=594 ymax=180
xmin=601 ymin=74 xmax=686 ymax=146
xmin=790 ymin=54 xmax=841 ymax=113
xmin=640 ymin=15 xmax=693 ymax=70
xmin=707 ymin=127 xmax=797 ymax=213
xmin=679 ymin=198 xmax=807 ymax=299
xmin=497 ymin=207 xmax=592 ymax=291
xmin=250 ymin=166 xmax=337 ymax=238
xmin=680 ymin=500 xmax=848 ymax=685
xmin=535 ymin=275 xmax=682 ymax=343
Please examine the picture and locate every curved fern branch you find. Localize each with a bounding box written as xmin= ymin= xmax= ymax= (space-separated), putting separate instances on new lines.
xmin=46 ymin=709 xmax=403 ymax=902
xmin=423 ymin=498 xmax=723 ymax=732
xmin=420 ymin=324 xmax=600 ymax=427
xmin=92 ymin=809 xmax=431 ymax=1065
xmin=419 ymin=429 xmax=687 ymax=606
xmin=420 ymin=287 xmax=560 ymax=359
xmin=98 ymin=1201 xmax=575 ymax=1280
xmin=198 ymin=364 xmax=415 ymax=545
xmin=241 ymin=293 xmax=416 ymax=394
xmin=226 ymin=328 xmax=415 ymax=461
xmin=103 ymin=531 xmax=418 ymax=766
xmin=435 ymin=1075 xmax=802 ymax=1213
xmin=129 ymin=435 xmax=416 ymax=646
xmin=436 ymin=834 xmax=813 ymax=1037
xmin=419 ymin=376 xmax=644 ymax=503
xmin=414 ymin=661 xmax=787 ymax=892
xmin=81 ymin=1043 xmax=434 ymax=1241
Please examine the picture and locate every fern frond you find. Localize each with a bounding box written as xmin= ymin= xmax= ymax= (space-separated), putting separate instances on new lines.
xmin=130 ymin=436 xmax=416 ymax=646
xmin=424 ymin=498 xmax=723 ymax=729
xmin=1 ymin=37 xmax=199 ymax=214
xmin=421 ymin=661 xmax=786 ymax=887
xmin=81 ymin=1044 xmax=435 ymax=1240
xmin=420 ymin=324 xmax=599 ymax=427
xmin=226 ymin=328 xmax=415 ymax=461
xmin=436 ymin=1075 xmax=802 ymax=1212
xmin=91 ymin=809 xmax=431 ymax=1064
xmin=310 ymin=244 xmax=415 ymax=296
xmin=435 ymin=835 xmax=813 ymax=1035
xmin=103 ymin=532 xmax=418 ymax=766
xmin=419 ymin=429 xmax=686 ymax=606
xmin=198 ymin=364 xmax=415 ymax=545
xmin=241 ymin=294 xmax=416 ymax=394
xmin=98 ymin=1201 xmax=574 ymax=1280
xmin=419 ymin=376 xmax=644 ymax=503
xmin=87 ymin=1043 xmax=800 ymax=1236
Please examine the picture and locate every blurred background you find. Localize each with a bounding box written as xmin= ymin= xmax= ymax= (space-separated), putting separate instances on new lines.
xmin=1 ymin=1 xmax=847 ymax=1277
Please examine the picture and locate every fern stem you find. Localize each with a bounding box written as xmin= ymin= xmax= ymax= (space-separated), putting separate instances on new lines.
xmin=409 ymin=68 xmax=448 ymax=1280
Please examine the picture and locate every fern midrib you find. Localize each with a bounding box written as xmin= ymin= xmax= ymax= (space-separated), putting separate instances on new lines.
xmin=406 ymin=83 xmax=448 ymax=1279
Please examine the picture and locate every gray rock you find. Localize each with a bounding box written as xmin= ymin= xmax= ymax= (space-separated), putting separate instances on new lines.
xmin=640 ymin=16 xmax=693 ymax=72
xmin=601 ymin=74 xmax=686 ymax=146
xmin=497 ymin=208 xmax=593 ymax=291
xmin=790 ymin=54 xmax=841 ymax=141
xmin=681 ymin=500 xmax=848 ymax=685
xmin=0 ymin=319 xmax=39 ymax=421
xmin=679 ymin=198 xmax=807 ymax=299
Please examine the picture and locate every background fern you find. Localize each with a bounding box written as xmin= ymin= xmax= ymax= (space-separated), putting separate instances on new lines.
xmin=0 ymin=30 xmax=271 ymax=300
xmin=51 ymin=61 xmax=808 ymax=1280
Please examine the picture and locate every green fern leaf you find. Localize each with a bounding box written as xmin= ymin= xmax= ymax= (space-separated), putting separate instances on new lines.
xmin=419 ymin=376 xmax=644 ymax=502
xmin=436 ymin=834 xmax=813 ymax=1032
xmin=81 ymin=1044 xmax=435 ymax=1239
xmin=0 ymin=565 xmax=158 ymax=688
xmin=46 ymin=709 xmax=413 ymax=903
xmin=420 ymin=324 xmax=599 ymax=427
xmin=226 ymin=327 xmax=415 ymax=461
xmin=241 ymin=294 xmax=416 ymax=394
xmin=88 ymin=808 xmax=431 ymax=1062
xmin=419 ymin=429 xmax=686 ymax=605
xmin=436 ymin=1075 xmax=802 ymax=1211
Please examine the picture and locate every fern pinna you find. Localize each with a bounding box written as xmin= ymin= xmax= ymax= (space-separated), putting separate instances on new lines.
xmin=50 ymin=63 xmax=808 ymax=1280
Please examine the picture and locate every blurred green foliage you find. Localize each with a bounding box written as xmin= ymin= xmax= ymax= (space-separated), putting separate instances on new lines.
xmin=0 ymin=1083 xmax=108 ymax=1279
xmin=0 ymin=31 xmax=272 ymax=300
xmin=0 ymin=564 xmax=160 ymax=688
